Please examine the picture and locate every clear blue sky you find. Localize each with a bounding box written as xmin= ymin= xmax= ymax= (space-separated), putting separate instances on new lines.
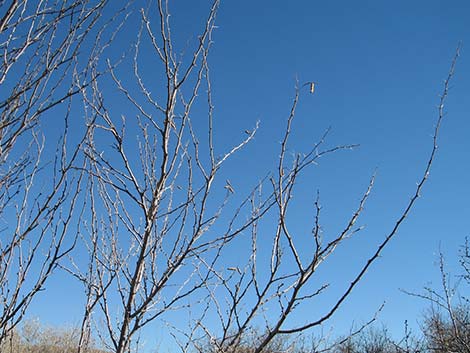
xmin=26 ymin=0 xmax=470 ymax=348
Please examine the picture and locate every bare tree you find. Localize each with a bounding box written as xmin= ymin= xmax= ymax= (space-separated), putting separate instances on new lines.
xmin=326 ymin=323 xmax=425 ymax=353
xmin=0 ymin=0 xmax=112 ymax=345
xmin=404 ymin=241 xmax=470 ymax=353
xmin=423 ymin=305 xmax=470 ymax=353
xmin=0 ymin=318 xmax=107 ymax=353
xmin=66 ymin=1 xmax=461 ymax=353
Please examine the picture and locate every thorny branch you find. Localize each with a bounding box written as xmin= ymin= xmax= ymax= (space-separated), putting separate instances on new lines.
xmin=8 ymin=0 xmax=458 ymax=352
xmin=0 ymin=0 xmax=113 ymax=347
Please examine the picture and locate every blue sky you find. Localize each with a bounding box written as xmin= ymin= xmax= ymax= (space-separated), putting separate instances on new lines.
xmin=23 ymin=0 xmax=470 ymax=349
xmin=175 ymin=0 xmax=470 ymax=337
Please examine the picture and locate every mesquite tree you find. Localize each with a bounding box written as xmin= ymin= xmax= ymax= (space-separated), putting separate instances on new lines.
xmin=0 ymin=1 xmax=461 ymax=353
xmin=68 ymin=1 xmax=460 ymax=353
xmin=0 ymin=0 xmax=110 ymax=345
